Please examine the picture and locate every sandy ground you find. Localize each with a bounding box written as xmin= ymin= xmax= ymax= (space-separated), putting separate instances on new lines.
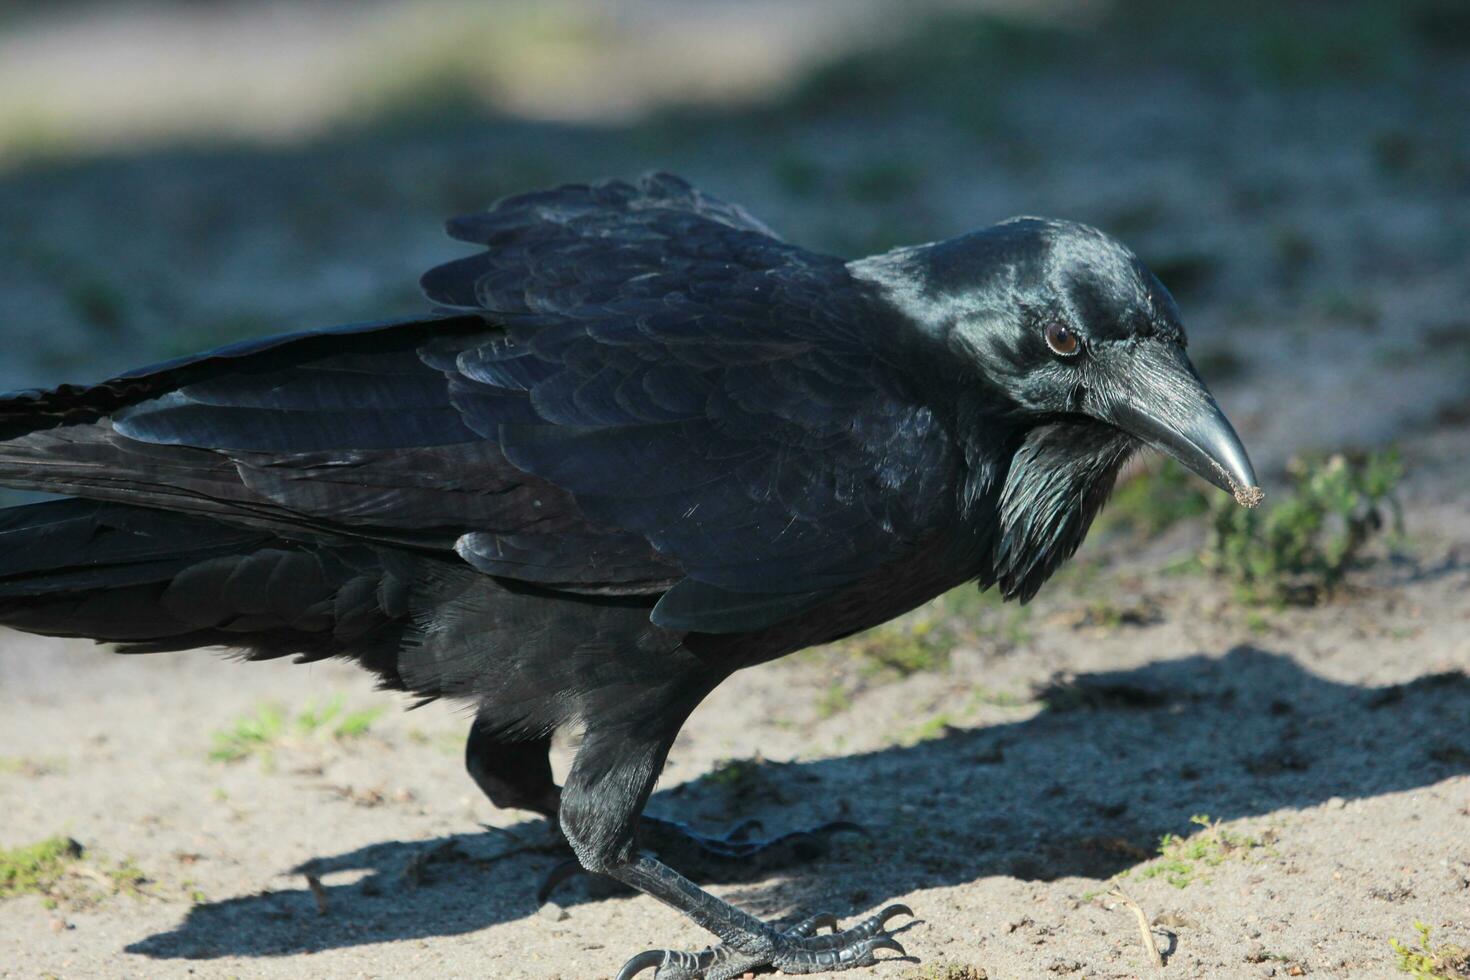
xmin=1 ymin=2 xmax=1469 ymax=977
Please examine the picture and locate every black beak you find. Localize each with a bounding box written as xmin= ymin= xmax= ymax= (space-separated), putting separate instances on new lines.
xmin=1105 ymin=344 xmax=1262 ymax=508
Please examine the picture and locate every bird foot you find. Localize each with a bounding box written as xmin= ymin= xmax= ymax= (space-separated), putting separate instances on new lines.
xmin=616 ymin=904 xmax=913 ymax=979
xmin=537 ymin=816 xmax=866 ymax=902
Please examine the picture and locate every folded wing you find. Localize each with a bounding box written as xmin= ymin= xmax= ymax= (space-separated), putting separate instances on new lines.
xmin=0 ymin=175 xmax=962 ymax=632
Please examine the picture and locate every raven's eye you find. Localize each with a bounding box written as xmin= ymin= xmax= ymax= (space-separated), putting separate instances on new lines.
xmin=1045 ymin=322 xmax=1080 ymax=356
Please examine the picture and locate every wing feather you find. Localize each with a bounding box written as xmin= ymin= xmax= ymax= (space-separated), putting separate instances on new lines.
xmin=0 ymin=174 xmax=962 ymax=632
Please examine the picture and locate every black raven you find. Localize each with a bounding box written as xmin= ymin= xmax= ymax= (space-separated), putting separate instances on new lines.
xmin=0 ymin=174 xmax=1258 ymax=978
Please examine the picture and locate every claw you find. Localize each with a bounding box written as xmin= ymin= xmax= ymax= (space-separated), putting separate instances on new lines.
xmin=616 ymin=950 xmax=668 ymax=980
xmin=871 ymin=903 xmax=913 ymax=929
xmin=869 ymin=936 xmax=907 ymax=959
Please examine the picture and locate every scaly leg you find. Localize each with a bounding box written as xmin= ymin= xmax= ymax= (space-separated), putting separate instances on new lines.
xmin=560 ymin=721 xmax=912 ymax=979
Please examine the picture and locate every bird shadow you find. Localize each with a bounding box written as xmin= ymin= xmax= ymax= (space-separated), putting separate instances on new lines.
xmin=125 ymin=644 xmax=1470 ymax=960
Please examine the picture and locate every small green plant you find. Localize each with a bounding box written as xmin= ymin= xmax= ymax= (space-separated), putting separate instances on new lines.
xmin=1390 ymin=921 xmax=1470 ymax=978
xmin=0 ymin=837 xmax=147 ymax=906
xmin=210 ymin=697 xmax=383 ymax=763
xmin=0 ymin=837 xmax=82 ymax=899
xmin=209 ymin=704 xmax=286 ymax=763
xmin=896 ymin=713 xmax=956 ymax=747
xmin=696 ymin=755 xmax=795 ymax=810
xmin=823 ymin=610 xmax=957 ymax=681
xmin=702 ymin=756 xmax=765 ymax=793
xmin=105 ymin=859 xmax=149 ymax=898
xmin=1138 ymin=814 xmax=1261 ymax=888
xmin=1202 ymin=451 xmax=1403 ymax=604
xmin=334 ymin=707 xmax=383 ymax=739
xmin=815 ymin=683 xmax=851 ymax=720
xmin=293 ymin=695 xmax=382 ymax=739
xmin=295 ymin=695 xmax=344 ymax=734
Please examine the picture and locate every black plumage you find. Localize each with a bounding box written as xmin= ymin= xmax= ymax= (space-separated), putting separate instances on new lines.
xmin=0 ymin=174 xmax=1259 ymax=978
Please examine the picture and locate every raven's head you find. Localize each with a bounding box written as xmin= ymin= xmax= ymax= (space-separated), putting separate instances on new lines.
xmin=854 ymin=217 xmax=1260 ymax=599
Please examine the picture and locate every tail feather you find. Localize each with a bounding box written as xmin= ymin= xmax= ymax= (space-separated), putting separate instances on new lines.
xmin=0 ymin=499 xmax=265 ymax=598
xmin=0 ymin=499 xmax=413 ymax=689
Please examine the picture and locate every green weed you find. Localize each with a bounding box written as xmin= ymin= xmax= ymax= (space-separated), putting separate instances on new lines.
xmin=0 ymin=837 xmax=82 ymax=899
xmin=294 ymin=695 xmax=383 ymax=740
xmin=815 ymin=683 xmax=852 ymax=720
xmin=698 ymin=756 xmax=790 ymax=810
xmin=702 ymin=756 xmax=765 ymax=793
xmin=854 ymin=618 xmax=952 ymax=678
xmin=1202 ymin=451 xmax=1404 ymax=604
xmin=334 ymin=707 xmax=383 ymax=739
xmin=105 ymin=859 xmax=149 ymax=899
xmin=209 ymin=704 xmax=286 ymax=764
xmin=295 ymin=696 xmax=344 ymax=735
xmin=816 ymin=582 xmax=1033 ymax=701
xmin=896 ymin=713 xmax=956 ymax=747
xmin=209 ymin=697 xmax=383 ymax=763
xmin=1138 ymin=814 xmax=1262 ymax=888
xmin=1390 ymin=921 xmax=1470 ymax=978
xmin=0 ymin=837 xmax=147 ymax=906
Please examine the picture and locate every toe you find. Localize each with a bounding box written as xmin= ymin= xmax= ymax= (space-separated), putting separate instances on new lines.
xmin=785 ymin=911 xmax=840 ymax=938
xmin=773 ymin=933 xmax=908 ymax=973
xmin=795 ymin=903 xmax=914 ymax=950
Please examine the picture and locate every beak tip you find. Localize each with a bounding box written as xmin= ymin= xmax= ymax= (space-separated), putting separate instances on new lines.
xmin=1232 ymin=484 xmax=1265 ymax=509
